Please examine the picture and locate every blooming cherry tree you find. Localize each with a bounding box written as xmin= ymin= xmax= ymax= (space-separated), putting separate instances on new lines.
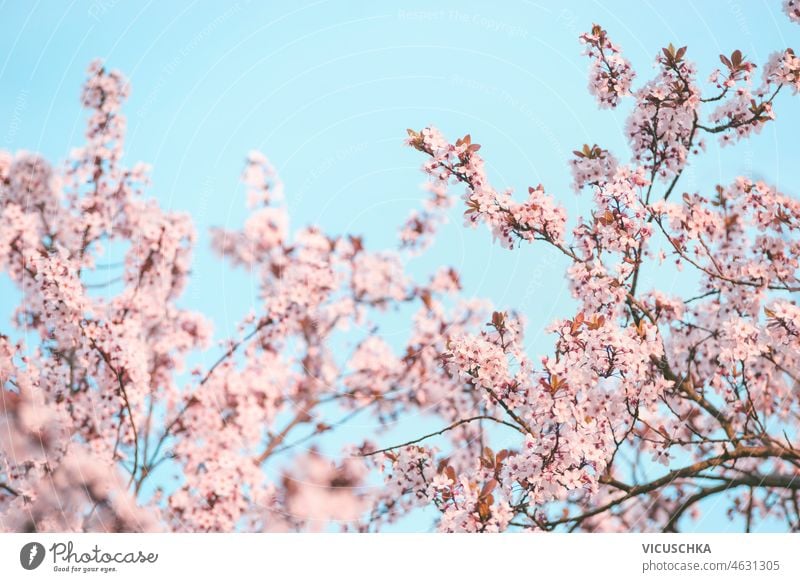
xmin=390 ymin=21 xmax=800 ymax=532
xmin=2 ymin=9 xmax=800 ymax=533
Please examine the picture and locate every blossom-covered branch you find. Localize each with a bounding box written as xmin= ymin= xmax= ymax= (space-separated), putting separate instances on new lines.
xmin=2 ymin=4 xmax=800 ymax=534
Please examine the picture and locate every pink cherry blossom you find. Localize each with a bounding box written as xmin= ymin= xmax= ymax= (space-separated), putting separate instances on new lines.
xmin=785 ymin=0 xmax=800 ymax=24
xmin=3 ymin=14 xmax=800 ymax=535
xmin=579 ymin=24 xmax=635 ymax=108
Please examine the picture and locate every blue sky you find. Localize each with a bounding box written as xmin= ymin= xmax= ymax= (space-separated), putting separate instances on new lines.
xmin=1 ymin=0 xmax=799 ymax=531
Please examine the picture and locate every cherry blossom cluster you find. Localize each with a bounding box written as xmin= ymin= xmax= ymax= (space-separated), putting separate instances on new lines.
xmin=627 ymin=44 xmax=700 ymax=180
xmin=763 ymin=48 xmax=800 ymax=94
xmin=708 ymin=50 xmax=756 ymax=91
xmin=1 ymin=337 xmax=159 ymax=532
xmin=0 ymin=59 xmax=499 ymax=532
xmin=385 ymin=14 xmax=800 ymax=532
xmin=707 ymin=50 xmax=799 ymax=146
xmin=406 ymin=128 xmax=566 ymax=248
xmin=569 ymin=144 xmax=618 ymax=192
xmin=579 ymin=24 xmax=635 ymax=108
xmin=785 ymin=0 xmax=800 ymax=23
xmin=399 ymin=180 xmax=452 ymax=252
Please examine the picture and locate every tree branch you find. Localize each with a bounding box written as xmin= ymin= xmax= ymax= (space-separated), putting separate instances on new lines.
xmin=359 ymin=415 xmax=524 ymax=457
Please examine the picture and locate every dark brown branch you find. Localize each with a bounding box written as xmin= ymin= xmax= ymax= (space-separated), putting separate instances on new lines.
xmin=254 ymin=406 xmax=315 ymax=465
xmin=541 ymin=446 xmax=800 ymax=528
xmin=1 ymin=482 xmax=20 ymax=497
xmin=359 ymin=415 xmax=524 ymax=457
xmin=198 ymin=317 xmax=273 ymax=387
xmin=88 ymin=337 xmax=139 ymax=488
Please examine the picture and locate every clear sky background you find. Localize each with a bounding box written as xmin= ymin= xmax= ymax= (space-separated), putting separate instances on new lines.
xmin=1 ymin=0 xmax=799 ymax=532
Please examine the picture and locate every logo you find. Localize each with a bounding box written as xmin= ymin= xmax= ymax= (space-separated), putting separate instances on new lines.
xmin=20 ymin=542 xmax=46 ymax=570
